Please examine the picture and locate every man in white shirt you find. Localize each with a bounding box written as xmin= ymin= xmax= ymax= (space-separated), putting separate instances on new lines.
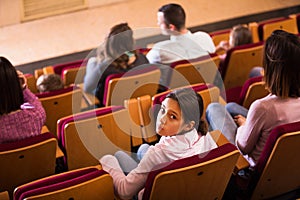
xmin=146 ymin=3 xmax=216 ymax=88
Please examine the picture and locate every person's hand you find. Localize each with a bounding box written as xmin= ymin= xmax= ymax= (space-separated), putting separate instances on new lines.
xmin=234 ymin=115 xmax=246 ymax=127
xmin=16 ymin=70 xmax=27 ymax=89
xmin=217 ymin=40 xmax=230 ymax=51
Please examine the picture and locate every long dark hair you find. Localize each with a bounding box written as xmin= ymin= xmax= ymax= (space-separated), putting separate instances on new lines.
xmin=166 ymin=87 xmax=208 ymax=135
xmin=263 ymin=30 xmax=300 ymax=98
xmin=0 ymin=57 xmax=24 ymax=115
xmin=97 ymin=23 xmax=136 ymax=70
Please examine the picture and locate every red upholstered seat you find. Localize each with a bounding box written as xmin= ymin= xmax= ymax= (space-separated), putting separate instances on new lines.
xmin=225 ymin=76 xmax=268 ymax=108
xmin=235 ymin=121 xmax=300 ymax=199
xmin=14 ymin=167 xmax=114 ymax=200
xmin=0 ymin=133 xmax=57 ymax=197
xmin=53 ymin=59 xmax=86 ymax=77
xmin=142 ymin=143 xmax=239 ymax=200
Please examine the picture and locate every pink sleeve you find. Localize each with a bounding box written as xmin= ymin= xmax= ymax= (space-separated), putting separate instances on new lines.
xmin=100 ymin=155 xmax=148 ymax=200
xmin=21 ymin=88 xmax=46 ymax=125
xmin=236 ymin=100 xmax=267 ymax=154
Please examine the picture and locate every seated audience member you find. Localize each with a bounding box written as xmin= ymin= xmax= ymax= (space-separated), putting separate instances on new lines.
xmin=206 ymin=30 xmax=300 ymax=167
xmin=100 ymin=87 xmax=217 ymax=199
xmin=36 ymin=74 xmax=64 ymax=93
xmin=216 ymin=24 xmax=253 ymax=57
xmin=146 ymin=3 xmax=216 ymax=87
xmin=83 ymin=23 xmax=149 ymax=106
xmin=0 ymin=56 xmax=46 ymax=143
xmin=216 ymin=24 xmax=263 ymax=77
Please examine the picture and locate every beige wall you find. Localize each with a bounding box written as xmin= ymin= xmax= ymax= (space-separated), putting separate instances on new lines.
xmin=0 ymin=0 xmax=21 ymax=27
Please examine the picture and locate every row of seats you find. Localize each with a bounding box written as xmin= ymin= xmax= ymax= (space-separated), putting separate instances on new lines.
xmin=8 ymin=13 xmax=300 ymax=200
xmin=1 ymin=113 xmax=300 ymax=199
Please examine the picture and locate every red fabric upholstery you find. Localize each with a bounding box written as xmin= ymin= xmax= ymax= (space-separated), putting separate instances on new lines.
xmin=209 ymin=29 xmax=231 ymax=37
xmin=225 ymin=86 xmax=242 ymax=104
xmin=35 ymin=86 xmax=77 ymax=98
xmin=257 ymin=17 xmax=286 ymax=41
xmin=14 ymin=168 xmax=107 ymax=200
xmin=142 ymin=143 xmax=237 ymax=200
xmin=0 ymin=132 xmax=55 ymax=151
xmin=255 ymin=121 xmax=300 ymax=174
xmin=53 ymin=59 xmax=86 ymax=77
xmin=225 ymin=76 xmax=263 ymax=104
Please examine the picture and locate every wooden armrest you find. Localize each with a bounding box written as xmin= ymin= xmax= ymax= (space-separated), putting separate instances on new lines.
xmin=209 ymin=130 xmax=250 ymax=174
xmin=234 ymin=155 xmax=250 ymax=175
xmin=76 ymin=83 xmax=100 ymax=107
xmin=41 ymin=126 xmax=64 ymax=159
xmin=0 ymin=191 xmax=9 ymax=200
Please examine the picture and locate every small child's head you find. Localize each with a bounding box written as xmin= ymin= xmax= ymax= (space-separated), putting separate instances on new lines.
xmin=229 ymin=24 xmax=253 ymax=48
xmin=36 ymin=74 xmax=64 ymax=93
xmin=156 ymin=87 xmax=207 ymax=136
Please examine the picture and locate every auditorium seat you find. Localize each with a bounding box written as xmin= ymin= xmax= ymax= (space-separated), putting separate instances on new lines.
xmin=24 ymin=73 xmax=38 ymax=93
xmin=102 ymin=66 xmax=160 ymax=107
xmin=225 ymin=76 xmax=269 ymax=109
xmin=142 ymin=131 xmax=240 ymax=200
xmin=0 ymin=132 xmax=57 ymax=198
xmin=249 ymin=17 xmax=299 ymax=42
xmin=13 ymin=166 xmax=114 ymax=200
xmin=234 ymin=121 xmax=300 ymax=199
xmin=35 ymin=86 xmax=83 ymax=137
xmin=168 ymin=53 xmax=220 ymax=89
xmin=57 ymin=106 xmax=132 ymax=170
xmin=219 ymin=42 xmax=264 ymax=90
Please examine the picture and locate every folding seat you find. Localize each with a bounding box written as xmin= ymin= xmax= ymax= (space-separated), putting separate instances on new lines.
xmin=57 ymin=106 xmax=132 ymax=170
xmin=141 ymin=130 xmax=240 ymax=200
xmin=62 ymin=65 xmax=86 ymax=86
xmin=24 ymin=73 xmax=38 ymax=93
xmin=36 ymin=86 xmax=83 ymax=137
xmin=225 ymin=76 xmax=269 ymax=109
xmin=234 ymin=121 xmax=300 ymax=199
xmin=0 ymin=132 xmax=57 ymax=198
xmin=52 ymin=59 xmax=86 ymax=78
xmin=13 ymin=166 xmax=114 ymax=200
xmin=168 ymin=53 xmax=220 ymax=89
xmin=102 ymin=66 xmax=160 ymax=106
xmin=124 ymin=95 xmax=159 ymax=149
xmin=289 ymin=13 xmax=300 ymax=33
xmin=219 ymin=42 xmax=264 ymax=90
xmin=209 ymin=28 xmax=231 ymax=54
xmin=249 ymin=17 xmax=298 ymax=42
xmin=210 ymin=28 xmax=231 ymax=46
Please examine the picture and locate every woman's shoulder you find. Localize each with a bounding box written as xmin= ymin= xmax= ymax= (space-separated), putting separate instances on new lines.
xmin=132 ymin=53 xmax=149 ymax=66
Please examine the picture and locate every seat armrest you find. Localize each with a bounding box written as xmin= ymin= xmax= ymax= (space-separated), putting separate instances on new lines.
xmin=209 ymin=130 xmax=250 ymax=174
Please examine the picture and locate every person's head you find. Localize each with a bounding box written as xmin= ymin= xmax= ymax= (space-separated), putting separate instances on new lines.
xmin=263 ymin=30 xmax=300 ymax=98
xmin=157 ymin=3 xmax=186 ymax=35
xmin=98 ymin=23 xmax=135 ymax=69
xmin=36 ymin=74 xmax=64 ymax=93
xmin=0 ymin=56 xmax=24 ymax=115
xmin=229 ymin=24 xmax=253 ymax=48
xmin=156 ymin=87 xmax=207 ymax=136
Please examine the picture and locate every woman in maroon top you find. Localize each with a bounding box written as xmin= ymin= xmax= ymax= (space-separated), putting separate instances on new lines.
xmin=0 ymin=57 xmax=46 ymax=143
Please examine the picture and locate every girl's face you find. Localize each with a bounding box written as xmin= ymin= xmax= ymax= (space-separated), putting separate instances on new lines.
xmin=156 ymin=98 xmax=189 ymax=136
